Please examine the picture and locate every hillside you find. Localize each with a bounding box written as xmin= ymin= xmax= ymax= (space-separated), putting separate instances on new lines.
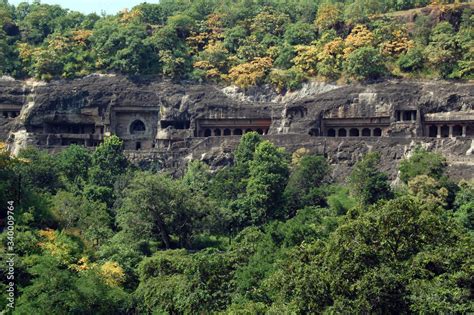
xmin=0 ymin=1 xmax=473 ymax=313
xmin=0 ymin=0 xmax=473 ymax=89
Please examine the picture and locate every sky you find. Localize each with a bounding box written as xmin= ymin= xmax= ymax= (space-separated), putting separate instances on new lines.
xmin=8 ymin=0 xmax=160 ymax=15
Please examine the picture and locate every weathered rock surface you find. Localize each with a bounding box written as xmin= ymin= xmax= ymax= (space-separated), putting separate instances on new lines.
xmin=0 ymin=75 xmax=473 ymax=182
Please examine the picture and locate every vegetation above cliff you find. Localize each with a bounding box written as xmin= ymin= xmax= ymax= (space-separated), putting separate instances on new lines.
xmin=1 ymin=135 xmax=473 ymax=313
xmin=0 ymin=0 xmax=472 ymax=90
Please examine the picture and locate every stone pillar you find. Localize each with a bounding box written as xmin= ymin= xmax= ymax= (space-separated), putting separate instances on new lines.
xmin=359 ymin=128 xmax=363 ymax=137
xmin=462 ymin=125 xmax=467 ymax=137
xmin=437 ymin=125 xmax=441 ymax=138
xmin=449 ymin=125 xmax=453 ymax=138
xmin=411 ymin=111 xmax=416 ymax=121
xmin=400 ymin=112 xmax=404 ymax=122
xmin=370 ymin=128 xmax=374 ymax=137
xmin=211 ymin=129 xmax=215 ymax=136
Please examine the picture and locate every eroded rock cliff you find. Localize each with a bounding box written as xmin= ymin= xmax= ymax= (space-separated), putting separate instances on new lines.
xmin=0 ymin=75 xmax=473 ymax=182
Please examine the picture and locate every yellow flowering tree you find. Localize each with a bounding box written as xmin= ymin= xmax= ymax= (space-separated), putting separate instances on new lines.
xmin=228 ymin=57 xmax=273 ymax=88
xmin=344 ymin=24 xmax=374 ymax=57
xmin=292 ymin=45 xmax=319 ymax=76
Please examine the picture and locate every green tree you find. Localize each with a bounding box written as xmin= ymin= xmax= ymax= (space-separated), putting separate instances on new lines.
xmin=209 ymin=132 xmax=262 ymax=206
xmin=242 ymin=140 xmax=290 ymax=225
xmin=52 ymin=191 xmax=112 ymax=246
xmin=425 ymin=21 xmax=459 ymax=78
xmin=87 ymin=135 xmax=128 ymax=205
xmin=182 ymin=160 xmax=211 ymax=194
xmin=117 ymin=172 xmax=209 ymax=249
xmin=344 ymin=46 xmax=386 ymax=80
xmin=135 ymin=249 xmax=235 ymax=313
xmin=397 ymin=46 xmax=425 ymax=72
xmin=234 ymin=131 xmax=262 ymax=167
xmin=56 ymin=144 xmax=92 ymax=185
xmin=18 ymin=3 xmax=68 ymax=44
xmin=324 ymin=195 xmax=464 ymax=313
xmin=399 ymin=147 xmax=447 ymax=183
xmin=91 ymin=18 xmax=157 ymax=74
xmin=348 ymin=152 xmax=392 ymax=206
xmin=451 ymin=10 xmax=474 ymax=79
xmin=284 ymin=155 xmax=330 ymax=216
xmin=283 ymin=22 xmax=317 ymax=45
xmin=454 ymin=180 xmax=474 ymax=232
xmin=16 ymin=254 xmax=129 ymax=314
xmin=88 ymin=135 xmax=128 ymax=188
xmin=15 ymin=146 xmax=61 ymax=193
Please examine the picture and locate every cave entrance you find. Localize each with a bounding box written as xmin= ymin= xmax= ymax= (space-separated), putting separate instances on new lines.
xmin=327 ymin=129 xmax=336 ymax=137
xmin=452 ymin=125 xmax=462 ymax=137
xmin=428 ymin=125 xmax=437 ymax=137
xmin=160 ymin=120 xmax=190 ymax=129
xmin=349 ymin=128 xmax=359 ymax=137
xmin=440 ymin=125 xmax=449 ymax=138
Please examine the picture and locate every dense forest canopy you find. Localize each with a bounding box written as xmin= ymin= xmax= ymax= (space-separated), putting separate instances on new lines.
xmin=0 ymin=0 xmax=473 ymax=313
xmin=0 ymin=134 xmax=473 ymax=313
xmin=0 ymin=0 xmax=472 ymax=89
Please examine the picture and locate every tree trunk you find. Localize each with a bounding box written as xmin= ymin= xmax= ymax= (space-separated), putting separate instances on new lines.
xmin=155 ymin=215 xmax=171 ymax=249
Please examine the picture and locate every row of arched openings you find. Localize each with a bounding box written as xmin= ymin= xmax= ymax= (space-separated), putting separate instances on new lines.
xmin=326 ymin=128 xmax=382 ymax=137
xmin=203 ymin=128 xmax=265 ymax=137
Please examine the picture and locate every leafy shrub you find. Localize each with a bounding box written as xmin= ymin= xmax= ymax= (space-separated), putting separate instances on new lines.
xmin=397 ymin=46 xmax=425 ymax=72
xmin=344 ymin=46 xmax=386 ymax=80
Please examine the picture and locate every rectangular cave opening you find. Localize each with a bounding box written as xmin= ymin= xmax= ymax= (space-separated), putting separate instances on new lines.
xmin=160 ymin=120 xmax=190 ymax=129
xmin=396 ymin=110 xmax=417 ymax=122
xmin=46 ymin=123 xmax=96 ymax=134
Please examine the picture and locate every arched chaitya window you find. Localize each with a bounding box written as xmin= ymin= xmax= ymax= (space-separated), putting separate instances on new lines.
xmin=327 ymin=129 xmax=336 ymax=137
xmin=362 ymin=128 xmax=371 ymax=137
xmin=223 ymin=129 xmax=231 ymax=136
xmin=233 ymin=129 xmax=243 ymax=135
xmin=204 ymin=129 xmax=212 ymax=137
xmin=373 ymin=128 xmax=382 ymax=137
xmin=130 ymin=120 xmax=146 ymax=135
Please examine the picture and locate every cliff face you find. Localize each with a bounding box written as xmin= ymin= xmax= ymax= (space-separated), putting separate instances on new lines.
xmin=0 ymin=75 xmax=473 ymax=182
